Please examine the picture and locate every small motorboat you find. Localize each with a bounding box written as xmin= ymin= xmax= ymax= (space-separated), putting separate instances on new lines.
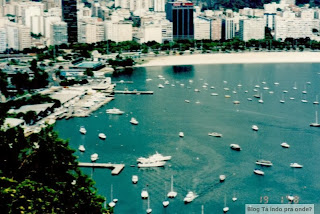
xmin=79 ymin=126 xmax=87 ymax=134
xmin=208 ymin=132 xmax=223 ymax=137
xmin=253 ymin=169 xmax=264 ymax=175
xmin=98 ymin=133 xmax=106 ymax=140
xmin=91 ymin=153 xmax=98 ymax=162
xmin=78 ymin=145 xmax=85 ymax=152
xmin=290 ymin=163 xmax=303 ymax=168
xmin=252 ymin=125 xmax=259 ymax=131
xmin=179 ymin=132 xmax=184 ymax=137
xmin=130 ymin=117 xmax=139 ymax=125
xmin=219 ymin=174 xmax=226 ymax=182
xmin=141 ymin=189 xmax=149 ymax=199
xmin=230 ymin=144 xmax=241 ymax=151
xmin=132 ymin=175 xmax=138 ymax=184
xmin=183 ymin=191 xmax=198 ymax=203
xmin=281 ymin=142 xmax=290 ymax=148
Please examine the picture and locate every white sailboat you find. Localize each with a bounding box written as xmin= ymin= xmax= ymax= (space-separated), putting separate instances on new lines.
xmin=167 ymin=175 xmax=177 ymax=198
xmin=258 ymin=93 xmax=264 ymax=103
xmin=280 ymin=94 xmax=285 ymax=103
xmin=162 ymin=183 xmax=169 ymax=207
xmin=232 ymin=192 xmax=237 ymax=202
xmin=310 ymin=111 xmax=320 ymax=127
xmin=313 ymin=95 xmax=319 ymax=105
xmin=293 ymin=82 xmax=297 ymax=90
xmin=223 ymin=194 xmax=229 ymax=213
xmin=301 ymin=94 xmax=308 ymax=103
xmin=108 ymin=184 xmax=117 ymax=208
xmin=201 ymin=205 xmax=204 ymax=214
xmin=146 ymin=196 xmax=152 ymax=213
xmin=302 ymin=85 xmax=307 ymax=94
xmin=78 ymin=145 xmax=85 ymax=152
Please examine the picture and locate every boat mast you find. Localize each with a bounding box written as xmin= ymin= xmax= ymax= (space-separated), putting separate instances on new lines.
xmin=201 ymin=205 xmax=204 ymax=214
xmin=110 ymin=184 xmax=113 ymax=201
xmin=316 ymin=111 xmax=318 ymax=124
xmin=171 ymin=175 xmax=174 ymax=192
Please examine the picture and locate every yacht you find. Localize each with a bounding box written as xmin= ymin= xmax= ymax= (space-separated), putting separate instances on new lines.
xmin=283 ymin=90 xmax=288 ymax=93
xmin=290 ymin=163 xmax=303 ymax=168
xmin=253 ymin=94 xmax=260 ymax=98
xmin=290 ymin=97 xmax=295 ymax=100
xmin=106 ymin=108 xmax=124 ymax=115
xmin=263 ymin=87 xmax=269 ymax=90
xmin=162 ymin=183 xmax=170 ymax=207
xmin=98 ymin=133 xmax=106 ymax=140
xmin=256 ymin=160 xmax=273 ymax=167
xmin=208 ymin=132 xmax=223 ymax=137
xmin=253 ymin=89 xmax=258 ymax=92
xmin=223 ymin=195 xmax=229 ymax=213
xmin=287 ymin=195 xmax=295 ymax=201
xmin=185 ymin=100 xmax=190 ymax=103
xmin=230 ymin=144 xmax=241 ymax=151
xmin=237 ymin=83 xmax=242 ymax=87
xmin=130 ymin=117 xmax=139 ymax=125
xmin=233 ymin=100 xmax=240 ymax=104
xmin=254 ymin=169 xmax=265 ymax=175
xmin=179 ymin=132 xmax=184 ymax=137
xmin=195 ymin=101 xmax=200 ymax=104
xmin=281 ymin=142 xmax=290 ymax=148
xmin=194 ymin=89 xmax=200 ymax=92
xmin=167 ymin=175 xmax=177 ymax=198
xmin=293 ymin=82 xmax=297 ymax=90
xmin=313 ymin=95 xmax=319 ymax=104
xmin=91 ymin=153 xmax=99 ymax=162
xmin=225 ymin=95 xmax=231 ymax=98
xmin=108 ymin=184 xmax=116 ymax=208
xmin=79 ymin=126 xmax=87 ymax=134
xmin=247 ymin=98 xmax=253 ymax=101
xmin=211 ymin=93 xmax=219 ymax=96
xmin=280 ymin=94 xmax=285 ymax=103
xmin=183 ymin=191 xmax=198 ymax=203
xmin=219 ymin=174 xmax=226 ymax=182
xmin=137 ymin=152 xmax=171 ymax=163
xmin=164 ymin=80 xmax=170 ymax=85
xmin=301 ymin=97 xmax=308 ymax=103
xmin=258 ymin=94 xmax=264 ymax=103
xmin=252 ymin=125 xmax=259 ymax=131
xmin=146 ymin=78 xmax=152 ymax=81
xmin=78 ymin=145 xmax=85 ymax=152
xmin=310 ymin=111 xmax=320 ymax=127
xmin=138 ymin=160 xmax=166 ymax=168
xmin=141 ymin=189 xmax=149 ymax=199
xmin=269 ymin=91 xmax=274 ymax=94
xmin=255 ymin=85 xmax=260 ymax=88
xmin=232 ymin=90 xmax=237 ymax=94
xmin=224 ymin=88 xmax=230 ymax=91
xmin=158 ymin=84 xmax=164 ymax=88
xmin=210 ymin=86 xmax=215 ymax=89
xmin=274 ymin=82 xmax=280 ymax=85
xmin=132 ymin=175 xmax=138 ymax=184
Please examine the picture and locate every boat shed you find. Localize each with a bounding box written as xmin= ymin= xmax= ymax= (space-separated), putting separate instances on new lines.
xmin=1 ymin=118 xmax=26 ymax=131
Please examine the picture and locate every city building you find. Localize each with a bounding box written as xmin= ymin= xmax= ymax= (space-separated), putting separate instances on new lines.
xmin=194 ymin=17 xmax=210 ymax=40
xmin=161 ymin=19 xmax=173 ymax=42
xmin=62 ymin=0 xmax=78 ymax=43
xmin=222 ymin=17 xmax=235 ymax=40
xmin=18 ymin=25 xmax=31 ymax=50
xmin=239 ymin=18 xmax=265 ymax=41
xmin=51 ymin=21 xmax=68 ymax=46
xmin=154 ymin=0 xmax=165 ymax=12
xmin=166 ymin=1 xmax=194 ymax=40
xmin=140 ymin=24 xmax=162 ymax=43
xmin=105 ymin=20 xmax=133 ymax=42
xmin=210 ymin=18 xmax=222 ymax=40
xmin=6 ymin=25 xmax=19 ymax=50
xmin=0 ymin=28 xmax=6 ymax=52
xmin=78 ymin=18 xmax=105 ymax=44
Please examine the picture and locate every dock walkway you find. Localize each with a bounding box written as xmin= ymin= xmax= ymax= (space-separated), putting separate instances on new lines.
xmin=78 ymin=162 xmax=125 ymax=175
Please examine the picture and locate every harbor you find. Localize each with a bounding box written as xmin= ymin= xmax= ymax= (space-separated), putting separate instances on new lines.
xmin=114 ymin=90 xmax=154 ymax=95
xmin=54 ymin=63 xmax=320 ymax=213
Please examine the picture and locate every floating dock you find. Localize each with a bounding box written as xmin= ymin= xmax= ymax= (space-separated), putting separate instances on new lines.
xmin=78 ymin=162 xmax=125 ymax=175
xmin=114 ymin=90 xmax=153 ymax=95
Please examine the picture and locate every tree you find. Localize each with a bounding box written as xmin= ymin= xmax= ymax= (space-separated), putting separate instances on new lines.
xmin=84 ymin=68 xmax=94 ymax=77
xmin=0 ymin=70 xmax=8 ymax=96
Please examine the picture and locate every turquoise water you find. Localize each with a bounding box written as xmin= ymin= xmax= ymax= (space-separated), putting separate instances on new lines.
xmin=55 ymin=63 xmax=320 ymax=214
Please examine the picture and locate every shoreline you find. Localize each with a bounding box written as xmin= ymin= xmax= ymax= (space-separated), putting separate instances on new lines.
xmin=137 ymin=51 xmax=320 ymax=67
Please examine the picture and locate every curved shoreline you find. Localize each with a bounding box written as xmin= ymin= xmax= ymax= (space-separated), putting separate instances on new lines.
xmin=137 ymin=51 xmax=320 ymax=67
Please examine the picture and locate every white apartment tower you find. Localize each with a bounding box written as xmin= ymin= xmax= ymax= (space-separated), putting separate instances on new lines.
xmin=154 ymin=0 xmax=165 ymax=12
xmin=140 ymin=24 xmax=162 ymax=43
xmin=194 ymin=17 xmax=211 ymax=40
xmin=51 ymin=21 xmax=68 ymax=46
xmin=0 ymin=28 xmax=6 ymax=52
xmin=105 ymin=21 xmax=133 ymax=42
xmin=78 ymin=18 xmax=105 ymax=44
xmin=18 ymin=25 xmax=31 ymax=51
xmin=6 ymin=25 xmax=19 ymax=50
xmin=239 ymin=18 xmax=265 ymax=41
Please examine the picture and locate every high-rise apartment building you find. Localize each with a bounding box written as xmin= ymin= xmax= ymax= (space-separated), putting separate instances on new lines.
xmin=105 ymin=20 xmax=133 ymax=42
xmin=51 ymin=21 xmax=68 ymax=45
xmin=194 ymin=17 xmax=210 ymax=40
xmin=0 ymin=28 xmax=6 ymax=52
xmin=6 ymin=25 xmax=19 ymax=50
xmin=154 ymin=0 xmax=165 ymax=12
xmin=166 ymin=1 xmax=194 ymax=40
xmin=62 ymin=0 xmax=78 ymax=43
xmin=239 ymin=18 xmax=265 ymax=41
xmin=18 ymin=25 xmax=31 ymax=51
xmin=222 ymin=17 xmax=235 ymax=40
xmin=210 ymin=18 xmax=222 ymax=41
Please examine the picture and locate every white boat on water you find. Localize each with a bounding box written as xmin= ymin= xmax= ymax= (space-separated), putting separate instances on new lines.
xmin=281 ymin=142 xmax=290 ymax=148
xmin=138 ymin=160 xmax=166 ymax=168
xmin=254 ymin=169 xmax=264 ymax=175
xmin=108 ymin=184 xmax=117 ymax=208
xmin=313 ymin=95 xmax=319 ymax=104
xmin=183 ymin=191 xmax=198 ymax=203
xmin=290 ymin=163 xmax=303 ymax=168
xmin=223 ymin=195 xmax=229 ymax=213
xmin=211 ymin=93 xmax=219 ymax=96
xmin=194 ymin=89 xmax=200 ymax=92
xmin=162 ymin=183 xmax=170 ymax=207
xmin=208 ymin=132 xmax=223 ymax=137
xmin=106 ymin=108 xmax=124 ymax=115
xmin=293 ymin=82 xmax=297 ymax=90
xmin=130 ymin=117 xmax=139 ymax=125
xmin=247 ymin=98 xmax=253 ymax=101
xmin=132 ymin=175 xmax=138 ymax=184
xmin=252 ymin=125 xmax=259 ymax=131
xmin=137 ymin=152 xmax=171 ymax=163
xmin=141 ymin=189 xmax=149 ymax=199
xmin=219 ymin=174 xmax=226 ymax=182
xmin=256 ymin=160 xmax=273 ymax=166
xmin=230 ymin=144 xmax=241 ymax=151
xmin=146 ymin=196 xmax=152 ymax=213
xmin=167 ymin=175 xmax=177 ymax=198
xmin=98 ymin=133 xmax=106 ymax=139
xmin=280 ymin=94 xmax=285 ymax=103
xmin=79 ymin=126 xmax=87 ymax=134
xmin=310 ymin=111 xmax=320 ymax=127
xmin=233 ymin=100 xmax=240 ymax=104
xmin=287 ymin=195 xmax=295 ymax=201
xmin=258 ymin=94 xmax=264 ymax=103
xmin=78 ymin=145 xmax=85 ymax=152
xmin=179 ymin=132 xmax=184 ymax=137
xmin=185 ymin=100 xmax=190 ymax=103
xmin=158 ymin=84 xmax=164 ymax=88
xmin=91 ymin=153 xmax=98 ymax=162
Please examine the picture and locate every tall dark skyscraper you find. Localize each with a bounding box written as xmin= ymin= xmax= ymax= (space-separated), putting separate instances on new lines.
xmin=62 ymin=0 xmax=78 ymax=43
xmin=166 ymin=1 xmax=194 ymax=40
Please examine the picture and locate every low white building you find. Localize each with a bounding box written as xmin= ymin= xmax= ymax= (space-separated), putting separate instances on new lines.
xmin=140 ymin=24 xmax=162 ymax=43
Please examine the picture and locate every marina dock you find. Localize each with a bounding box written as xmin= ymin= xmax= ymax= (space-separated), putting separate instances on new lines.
xmin=114 ymin=90 xmax=154 ymax=95
xmin=78 ymin=162 xmax=125 ymax=175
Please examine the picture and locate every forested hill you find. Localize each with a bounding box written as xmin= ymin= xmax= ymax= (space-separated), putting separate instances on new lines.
xmin=205 ymin=0 xmax=320 ymax=10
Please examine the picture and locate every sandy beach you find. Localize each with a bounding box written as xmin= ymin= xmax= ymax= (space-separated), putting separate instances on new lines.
xmin=139 ymin=51 xmax=320 ymax=67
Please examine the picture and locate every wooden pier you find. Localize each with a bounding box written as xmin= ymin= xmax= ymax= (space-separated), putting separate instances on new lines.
xmin=78 ymin=162 xmax=125 ymax=175
xmin=114 ymin=90 xmax=153 ymax=95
